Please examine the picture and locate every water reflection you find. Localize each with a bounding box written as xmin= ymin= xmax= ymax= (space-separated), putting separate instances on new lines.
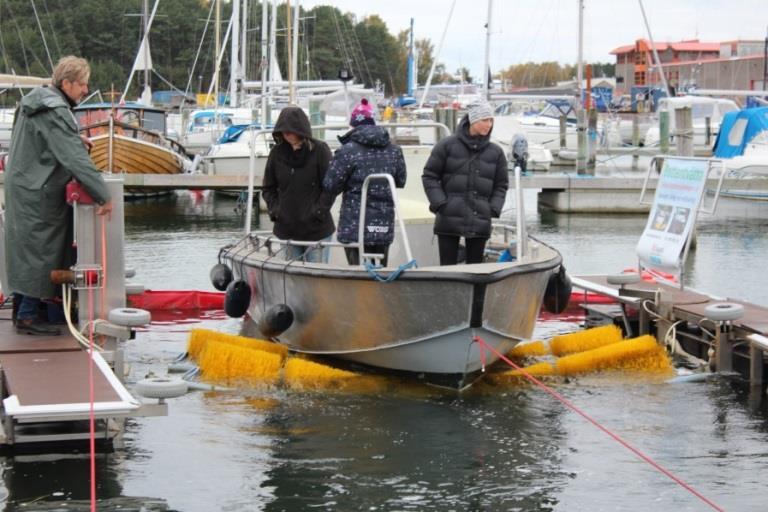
xmin=261 ymin=392 xmax=567 ymax=511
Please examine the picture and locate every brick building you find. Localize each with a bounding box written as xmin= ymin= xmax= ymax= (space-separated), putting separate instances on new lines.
xmin=611 ymin=39 xmax=767 ymax=95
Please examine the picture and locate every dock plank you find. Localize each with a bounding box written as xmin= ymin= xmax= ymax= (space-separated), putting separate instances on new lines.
xmin=0 ymin=309 xmax=81 ymax=353
xmin=1 ymin=351 xmax=122 ymax=406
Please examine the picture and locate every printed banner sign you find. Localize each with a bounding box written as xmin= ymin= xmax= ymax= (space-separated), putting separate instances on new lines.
xmin=636 ymin=158 xmax=709 ymax=272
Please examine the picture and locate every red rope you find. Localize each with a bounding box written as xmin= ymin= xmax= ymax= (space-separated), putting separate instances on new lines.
xmin=473 ymin=336 xmax=724 ymax=512
xmin=88 ymin=286 xmax=96 ymax=512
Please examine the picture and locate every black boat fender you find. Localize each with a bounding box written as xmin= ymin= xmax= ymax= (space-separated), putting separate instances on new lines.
xmin=543 ymin=265 xmax=572 ymax=314
xmin=210 ymin=263 xmax=233 ymax=291
xmin=259 ymin=304 xmax=294 ymax=338
xmin=224 ymin=280 xmax=251 ymax=317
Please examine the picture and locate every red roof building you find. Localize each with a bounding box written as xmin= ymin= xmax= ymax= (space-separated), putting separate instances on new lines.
xmin=611 ymin=38 xmax=766 ymax=95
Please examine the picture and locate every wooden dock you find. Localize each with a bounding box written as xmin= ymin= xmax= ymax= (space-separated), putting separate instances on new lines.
xmin=0 ymin=307 xmax=162 ymax=449
xmin=573 ymin=274 xmax=768 ymax=388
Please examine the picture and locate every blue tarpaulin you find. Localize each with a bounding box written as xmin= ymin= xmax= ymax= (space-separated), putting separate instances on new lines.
xmin=713 ymin=107 xmax=768 ymax=158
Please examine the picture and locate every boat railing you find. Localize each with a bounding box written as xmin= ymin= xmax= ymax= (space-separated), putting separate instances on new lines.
xmin=246 ymin=234 xmax=388 ymax=266
xmin=358 ymin=173 xmax=413 ymax=267
xmin=307 ymin=122 xmax=452 ymax=147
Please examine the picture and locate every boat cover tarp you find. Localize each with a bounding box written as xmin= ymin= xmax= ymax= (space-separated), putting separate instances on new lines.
xmin=713 ymin=107 xmax=768 ymax=158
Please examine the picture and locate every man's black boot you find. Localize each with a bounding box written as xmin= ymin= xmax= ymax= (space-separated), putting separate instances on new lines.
xmin=16 ymin=319 xmax=62 ymax=336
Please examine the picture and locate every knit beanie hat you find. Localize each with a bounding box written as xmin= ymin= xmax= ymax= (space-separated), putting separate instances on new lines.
xmin=467 ymin=101 xmax=494 ymax=124
xmin=350 ymin=98 xmax=376 ymax=127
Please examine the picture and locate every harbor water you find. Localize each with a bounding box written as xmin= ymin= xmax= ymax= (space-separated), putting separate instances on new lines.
xmin=2 ymin=189 xmax=767 ymax=511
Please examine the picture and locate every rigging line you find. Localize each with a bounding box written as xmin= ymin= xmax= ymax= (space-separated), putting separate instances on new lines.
xmin=343 ymin=15 xmax=373 ymax=86
xmin=0 ymin=9 xmax=11 ymax=72
xmin=4 ymin=2 xmax=32 ymax=74
xmin=472 ymin=336 xmax=726 ymax=512
xmin=40 ymin=0 xmax=62 ymax=57
xmin=29 ymin=0 xmax=54 ymax=71
xmin=331 ymin=10 xmax=354 ymax=77
xmin=184 ymin=0 xmax=216 ymax=99
xmin=152 ymin=69 xmax=186 ymax=96
xmin=345 ymin=17 xmax=372 ymax=86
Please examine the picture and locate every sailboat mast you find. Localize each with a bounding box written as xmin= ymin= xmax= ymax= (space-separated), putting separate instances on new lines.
xmin=483 ymin=0 xmax=492 ymax=100
xmin=407 ymin=18 xmax=414 ymax=98
xmin=287 ymin=0 xmax=294 ymax=103
xmin=215 ymin=0 xmax=221 ymax=109
xmin=292 ymin=1 xmax=300 ymax=92
xmin=577 ymin=0 xmax=583 ymax=106
xmin=241 ymin=0 xmax=249 ymax=86
xmin=261 ymin=0 xmax=269 ymax=128
xmin=143 ymin=0 xmax=150 ymax=96
xmin=638 ymin=0 xmax=671 ymax=97
xmin=231 ymin=0 xmax=240 ymax=107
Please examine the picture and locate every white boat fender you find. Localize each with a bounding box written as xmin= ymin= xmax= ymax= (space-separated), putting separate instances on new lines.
xmin=258 ymin=303 xmax=294 ymax=338
xmin=224 ymin=279 xmax=251 ymax=317
xmin=704 ymin=302 xmax=744 ymax=322
xmin=108 ymin=307 xmax=152 ymax=327
xmin=125 ymin=283 xmax=145 ymax=295
xmin=135 ymin=377 xmax=188 ymax=399
xmin=543 ymin=266 xmax=572 ymax=314
xmin=210 ymin=263 xmax=233 ymax=291
xmin=125 ymin=267 xmax=136 ymax=278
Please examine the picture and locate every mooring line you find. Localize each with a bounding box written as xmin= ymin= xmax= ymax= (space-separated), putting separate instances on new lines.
xmin=473 ymin=336 xmax=724 ymax=512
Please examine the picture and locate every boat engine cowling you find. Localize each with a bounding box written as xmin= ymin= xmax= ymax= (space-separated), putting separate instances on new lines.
xmin=259 ymin=304 xmax=294 ymax=338
xmin=224 ymin=280 xmax=251 ymax=317
xmin=210 ymin=263 xmax=233 ymax=291
xmin=543 ymin=266 xmax=572 ymax=314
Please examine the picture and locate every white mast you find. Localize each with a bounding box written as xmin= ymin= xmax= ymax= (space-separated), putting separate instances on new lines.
xmin=483 ymin=0 xmax=492 ymax=100
xmin=419 ymin=0 xmax=457 ymax=108
xmin=215 ymin=0 xmax=221 ymax=110
xmin=241 ymin=0 xmax=249 ymax=90
xmin=261 ymin=0 xmax=269 ymax=127
xmin=638 ymin=0 xmax=671 ymax=96
xmin=577 ymin=0 xmax=584 ymax=105
xmin=230 ymin=0 xmax=241 ymax=107
xmin=291 ymin=0 xmax=300 ymax=102
xmin=269 ymin=0 xmax=279 ymax=82
xmin=120 ymin=0 xmax=159 ymax=104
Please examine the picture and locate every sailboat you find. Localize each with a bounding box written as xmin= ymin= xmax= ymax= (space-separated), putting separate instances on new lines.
xmin=79 ymin=0 xmax=191 ymax=196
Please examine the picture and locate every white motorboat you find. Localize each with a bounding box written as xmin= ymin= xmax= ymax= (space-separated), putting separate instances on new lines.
xmin=644 ymin=96 xmax=738 ymax=148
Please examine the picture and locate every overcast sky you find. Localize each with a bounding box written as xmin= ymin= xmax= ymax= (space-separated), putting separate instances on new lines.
xmin=299 ymin=0 xmax=767 ymax=77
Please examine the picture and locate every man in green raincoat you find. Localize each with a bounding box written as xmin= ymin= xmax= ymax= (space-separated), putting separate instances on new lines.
xmin=4 ymin=56 xmax=112 ymax=335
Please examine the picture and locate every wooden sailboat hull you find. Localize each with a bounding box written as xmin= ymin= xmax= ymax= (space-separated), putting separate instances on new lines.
xmin=89 ymin=134 xmax=185 ymax=174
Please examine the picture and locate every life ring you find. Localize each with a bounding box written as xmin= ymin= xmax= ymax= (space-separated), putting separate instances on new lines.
xmin=704 ymin=302 xmax=744 ymax=322
xmin=108 ymin=307 xmax=151 ymax=326
xmin=607 ymin=273 xmax=642 ymax=285
xmin=135 ymin=377 xmax=188 ymax=399
xmin=125 ymin=283 xmax=145 ymax=295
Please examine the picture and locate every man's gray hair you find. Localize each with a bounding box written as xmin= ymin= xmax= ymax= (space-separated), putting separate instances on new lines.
xmin=52 ymin=56 xmax=90 ymax=87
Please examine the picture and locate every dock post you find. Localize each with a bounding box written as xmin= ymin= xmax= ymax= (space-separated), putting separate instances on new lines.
xmin=659 ymin=110 xmax=670 ymax=154
xmin=715 ymin=325 xmax=734 ymax=373
xmin=675 ymin=107 xmax=693 ymax=157
xmin=576 ymin=109 xmax=587 ymax=175
xmin=750 ymin=345 xmax=764 ymax=387
xmin=587 ymin=108 xmax=598 ymax=174
xmin=631 ymin=117 xmax=640 ymax=169
xmin=704 ymin=117 xmax=711 ymax=147
xmin=559 ymin=115 xmax=567 ymax=150
xmin=180 ymin=108 xmax=190 ymax=147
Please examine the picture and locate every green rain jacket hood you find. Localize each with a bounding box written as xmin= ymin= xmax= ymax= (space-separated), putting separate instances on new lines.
xmin=3 ymin=86 xmax=111 ymax=299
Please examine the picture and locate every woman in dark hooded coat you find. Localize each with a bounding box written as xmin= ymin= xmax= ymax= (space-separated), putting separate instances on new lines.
xmin=262 ymin=106 xmax=335 ymax=262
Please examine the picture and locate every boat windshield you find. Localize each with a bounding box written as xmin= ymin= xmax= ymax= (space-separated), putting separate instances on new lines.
xmin=142 ymin=110 xmax=166 ymax=133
